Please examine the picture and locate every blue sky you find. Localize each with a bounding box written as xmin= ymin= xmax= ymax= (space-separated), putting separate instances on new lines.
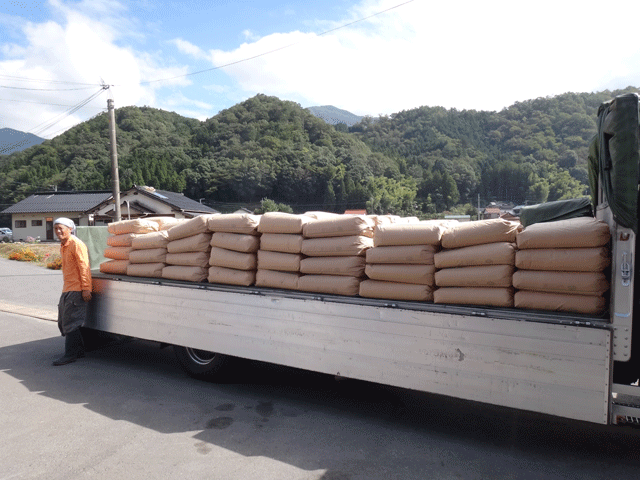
xmin=1 ymin=0 xmax=639 ymax=139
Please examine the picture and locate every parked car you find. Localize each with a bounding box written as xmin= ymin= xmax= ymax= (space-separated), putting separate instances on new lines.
xmin=0 ymin=228 xmax=13 ymax=242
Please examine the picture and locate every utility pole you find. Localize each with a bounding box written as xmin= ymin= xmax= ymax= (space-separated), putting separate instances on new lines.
xmin=107 ymin=97 xmax=121 ymax=221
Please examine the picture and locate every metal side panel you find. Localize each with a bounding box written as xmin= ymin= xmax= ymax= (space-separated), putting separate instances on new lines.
xmin=91 ymin=279 xmax=612 ymax=424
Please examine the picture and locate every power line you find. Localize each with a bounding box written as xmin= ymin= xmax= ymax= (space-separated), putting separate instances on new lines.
xmin=0 ymin=97 xmax=105 ymax=109
xmin=0 ymin=74 xmax=101 ymax=86
xmin=0 ymin=84 xmax=99 ymax=91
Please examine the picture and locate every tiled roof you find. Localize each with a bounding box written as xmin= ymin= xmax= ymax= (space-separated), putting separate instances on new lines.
xmin=136 ymin=187 xmax=219 ymax=213
xmin=1 ymin=192 xmax=113 ymax=214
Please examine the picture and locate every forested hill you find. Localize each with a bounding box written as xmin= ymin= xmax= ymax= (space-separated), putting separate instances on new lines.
xmin=1 ymin=88 xmax=638 ymax=216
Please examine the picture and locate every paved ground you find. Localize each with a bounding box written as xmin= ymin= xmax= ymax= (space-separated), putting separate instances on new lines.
xmin=1 ymin=258 xmax=640 ymax=479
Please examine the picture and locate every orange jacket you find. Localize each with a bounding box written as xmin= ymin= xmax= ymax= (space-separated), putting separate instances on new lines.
xmin=61 ymin=235 xmax=92 ymax=292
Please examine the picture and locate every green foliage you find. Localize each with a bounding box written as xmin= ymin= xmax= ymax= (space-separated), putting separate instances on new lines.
xmin=254 ymin=198 xmax=294 ymax=214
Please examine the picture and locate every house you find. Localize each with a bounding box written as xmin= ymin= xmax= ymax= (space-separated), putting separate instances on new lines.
xmin=344 ymin=209 xmax=367 ymax=215
xmin=1 ymin=185 xmax=218 ymax=242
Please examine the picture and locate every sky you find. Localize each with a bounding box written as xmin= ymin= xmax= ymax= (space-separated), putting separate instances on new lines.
xmin=1 ymin=0 xmax=639 ymax=140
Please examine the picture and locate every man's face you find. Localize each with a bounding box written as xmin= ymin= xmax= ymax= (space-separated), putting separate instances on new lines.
xmin=54 ymin=224 xmax=72 ymax=243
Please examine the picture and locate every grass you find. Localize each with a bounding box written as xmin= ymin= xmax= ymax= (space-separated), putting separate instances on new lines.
xmin=0 ymin=242 xmax=62 ymax=269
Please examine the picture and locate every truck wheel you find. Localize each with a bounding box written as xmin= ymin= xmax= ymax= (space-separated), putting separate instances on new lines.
xmin=173 ymin=346 xmax=227 ymax=379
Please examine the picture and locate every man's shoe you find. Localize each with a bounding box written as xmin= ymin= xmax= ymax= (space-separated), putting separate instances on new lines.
xmin=52 ymin=354 xmax=78 ymax=366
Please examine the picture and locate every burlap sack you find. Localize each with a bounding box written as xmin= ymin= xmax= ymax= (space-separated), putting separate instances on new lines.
xmin=302 ymin=215 xmax=375 ymax=239
xmin=255 ymin=270 xmax=301 ymax=290
xmin=210 ymin=232 xmax=260 ymax=253
xmin=303 ymin=211 xmax=341 ymax=220
xmin=99 ymin=260 xmax=129 ymax=275
xmin=126 ymin=262 xmax=165 ymax=278
xmin=441 ymin=219 xmax=521 ymax=249
xmin=516 ymin=217 xmax=610 ymax=250
xmin=131 ymin=230 xmax=169 ymax=250
xmin=107 ymin=219 xmax=159 ymax=235
xmin=365 ymin=264 xmax=435 ymax=285
xmin=207 ymin=213 xmax=261 ymax=235
xmin=145 ymin=216 xmax=183 ymax=231
xmin=434 ymin=287 xmax=515 ymax=307
xmin=366 ymin=245 xmax=437 ymax=265
xmin=167 ymin=232 xmax=212 ymax=253
xmin=107 ymin=233 xmax=139 ymax=247
xmin=128 ymin=248 xmax=167 ymax=264
xmin=103 ymin=246 xmax=132 ymax=261
xmin=435 ymin=265 xmax=515 ymax=288
xmin=373 ymin=222 xmax=445 ymax=247
xmin=166 ymin=251 xmax=210 ymax=268
xmin=297 ymin=275 xmax=361 ymax=296
xmin=300 ymin=256 xmax=366 ymax=277
xmin=434 ymin=242 xmax=516 ymax=269
xmin=301 ymin=236 xmax=373 ymax=257
xmin=368 ymin=215 xmax=401 ymax=225
xmin=257 ymin=212 xmax=312 ymax=234
xmin=514 ymin=291 xmax=607 ymax=315
xmin=257 ymin=250 xmax=302 ymax=272
xmin=208 ymin=266 xmax=256 ymax=286
xmin=259 ymin=233 xmax=304 ymax=253
xmin=512 ymin=270 xmax=609 ymax=296
xmin=166 ymin=215 xmax=214 ymax=241
xmin=515 ymin=247 xmax=610 ymax=272
xmin=359 ymin=280 xmax=434 ymax=302
xmin=209 ymin=246 xmax=257 ymax=270
xmin=162 ymin=266 xmax=208 ymax=282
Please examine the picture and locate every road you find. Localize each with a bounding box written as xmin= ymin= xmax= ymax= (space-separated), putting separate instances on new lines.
xmin=1 ymin=258 xmax=640 ymax=479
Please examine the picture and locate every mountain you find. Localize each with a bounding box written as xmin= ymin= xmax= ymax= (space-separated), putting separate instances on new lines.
xmin=307 ymin=105 xmax=364 ymax=126
xmin=0 ymin=128 xmax=45 ymax=155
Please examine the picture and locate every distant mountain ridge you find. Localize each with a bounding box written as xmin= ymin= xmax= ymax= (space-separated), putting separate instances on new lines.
xmin=0 ymin=128 xmax=44 ymax=155
xmin=307 ymin=105 xmax=365 ymax=126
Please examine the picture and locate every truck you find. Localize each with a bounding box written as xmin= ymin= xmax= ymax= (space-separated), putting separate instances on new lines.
xmin=82 ymin=93 xmax=640 ymax=427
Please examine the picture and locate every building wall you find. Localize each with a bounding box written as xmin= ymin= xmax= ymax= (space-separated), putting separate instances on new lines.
xmin=11 ymin=212 xmax=87 ymax=242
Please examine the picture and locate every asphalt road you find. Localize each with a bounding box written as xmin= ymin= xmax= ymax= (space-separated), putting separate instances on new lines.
xmin=1 ymin=258 xmax=640 ymax=479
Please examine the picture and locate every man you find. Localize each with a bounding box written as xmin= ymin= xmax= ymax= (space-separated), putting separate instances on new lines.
xmin=52 ymin=217 xmax=92 ymax=366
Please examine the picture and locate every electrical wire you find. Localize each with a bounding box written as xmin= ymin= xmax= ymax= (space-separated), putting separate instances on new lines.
xmin=0 ymin=74 xmax=101 ymax=86
xmin=0 ymin=84 xmax=99 ymax=91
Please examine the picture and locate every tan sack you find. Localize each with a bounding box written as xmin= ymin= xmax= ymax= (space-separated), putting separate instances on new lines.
xmin=257 ymin=250 xmax=302 ymax=272
xmin=434 ymin=242 xmax=516 ymax=269
xmin=373 ymin=222 xmax=445 ymax=247
xmin=166 ymin=215 xmax=215 ymax=241
xmin=209 ymin=246 xmax=257 ymax=271
xmin=210 ymin=232 xmax=260 ymax=253
xmin=145 ymin=216 xmax=183 ymax=230
xmin=99 ymin=260 xmax=129 ymax=275
xmin=300 ymin=256 xmax=366 ymax=277
xmin=359 ymin=280 xmax=434 ymax=302
xmin=303 ymin=211 xmax=341 ymax=220
xmin=302 ymin=215 xmax=375 ymax=239
xmin=441 ymin=219 xmax=521 ymax=249
xmin=129 ymin=248 xmax=167 ymax=264
xmin=516 ymin=217 xmax=610 ymax=250
xmin=162 ymin=266 xmax=208 ymax=282
xmin=166 ymin=251 xmax=210 ymax=268
xmin=207 ymin=213 xmax=260 ymax=235
xmin=365 ymin=264 xmax=435 ymax=285
xmin=107 ymin=233 xmax=139 ymax=247
xmin=297 ymin=275 xmax=361 ymax=296
xmin=512 ymin=270 xmax=609 ymax=296
xmin=435 ymin=265 xmax=515 ymax=288
xmin=127 ymin=262 xmax=165 ymax=278
xmin=366 ymin=245 xmax=437 ymax=265
xmin=258 ymin=212 xmax=312 ymax=234
xmin=368 ymin=215 xmax=401 ymax=225
xmin=515 ymin=247 xmax=610 ymax=272
xmin=104 ymin=246 xmax=132 ymax=261
xmin=514 ymin=291 xmax=607 ymax=315
xmin=131 ymin=230 xmax=169 ymax=250
xmin=259 ymin=233 xmax=304 ymax=254
xmin=167 ymin=232 xmax=212 ymax=253
xmin=434 ymin=287 xmax=515 ymax=308
xmin=107 ymin=218 xmax=159 ymax=235
xmin=255 ymin=270 xmax=301 ymax=290
xmin=302 ymin=235 xmax=373 ymax=257
xmin=208 ymin=266 xmax=256 ymax=287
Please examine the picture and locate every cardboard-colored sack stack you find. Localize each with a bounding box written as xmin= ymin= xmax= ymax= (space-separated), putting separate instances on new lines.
xmin=254 ymin=212 xmax=311 ymax=290
xmin=513 ymin=217 xmax=611 ymax=315
xmin=162 ymin=215 xmax=216 ymax=282
xmin=298 ymin=215 xmax=374 ymax=296
xmin=359 ymin=221 xmax=446 ymax=301
xmin=126 ymin=229 xmax=171 ymax=278
xmin=101 ymin=219 xmax=159 ymax=275
xmin=434 ymin=219 xmax=521 ymax=307
xmin=207 ymin=214 xmax=261 ymax=286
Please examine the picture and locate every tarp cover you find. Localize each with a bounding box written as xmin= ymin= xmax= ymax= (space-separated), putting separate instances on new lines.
xmin=518 ymin=198 xmax=592 ymax=228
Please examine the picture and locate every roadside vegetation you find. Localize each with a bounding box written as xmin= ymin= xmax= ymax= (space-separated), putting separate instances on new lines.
xmin=0 ymin=242 xmax=61 ymax=269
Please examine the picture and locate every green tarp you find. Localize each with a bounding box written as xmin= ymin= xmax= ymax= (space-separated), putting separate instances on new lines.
xmin=76 ymin=226 xmax=109 ymax=272
xmin=519 ymin=197 xmax=593 ymax=228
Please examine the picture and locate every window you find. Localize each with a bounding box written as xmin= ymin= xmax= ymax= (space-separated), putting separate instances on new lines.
xmin=31 ymin=220 xmax=43 ymax=226
xmin=15 ymin=220 xmax=26 ymax=228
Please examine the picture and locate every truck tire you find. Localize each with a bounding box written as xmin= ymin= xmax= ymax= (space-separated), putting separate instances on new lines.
xmin=173 ymin=346 xmax=227 ymax=379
